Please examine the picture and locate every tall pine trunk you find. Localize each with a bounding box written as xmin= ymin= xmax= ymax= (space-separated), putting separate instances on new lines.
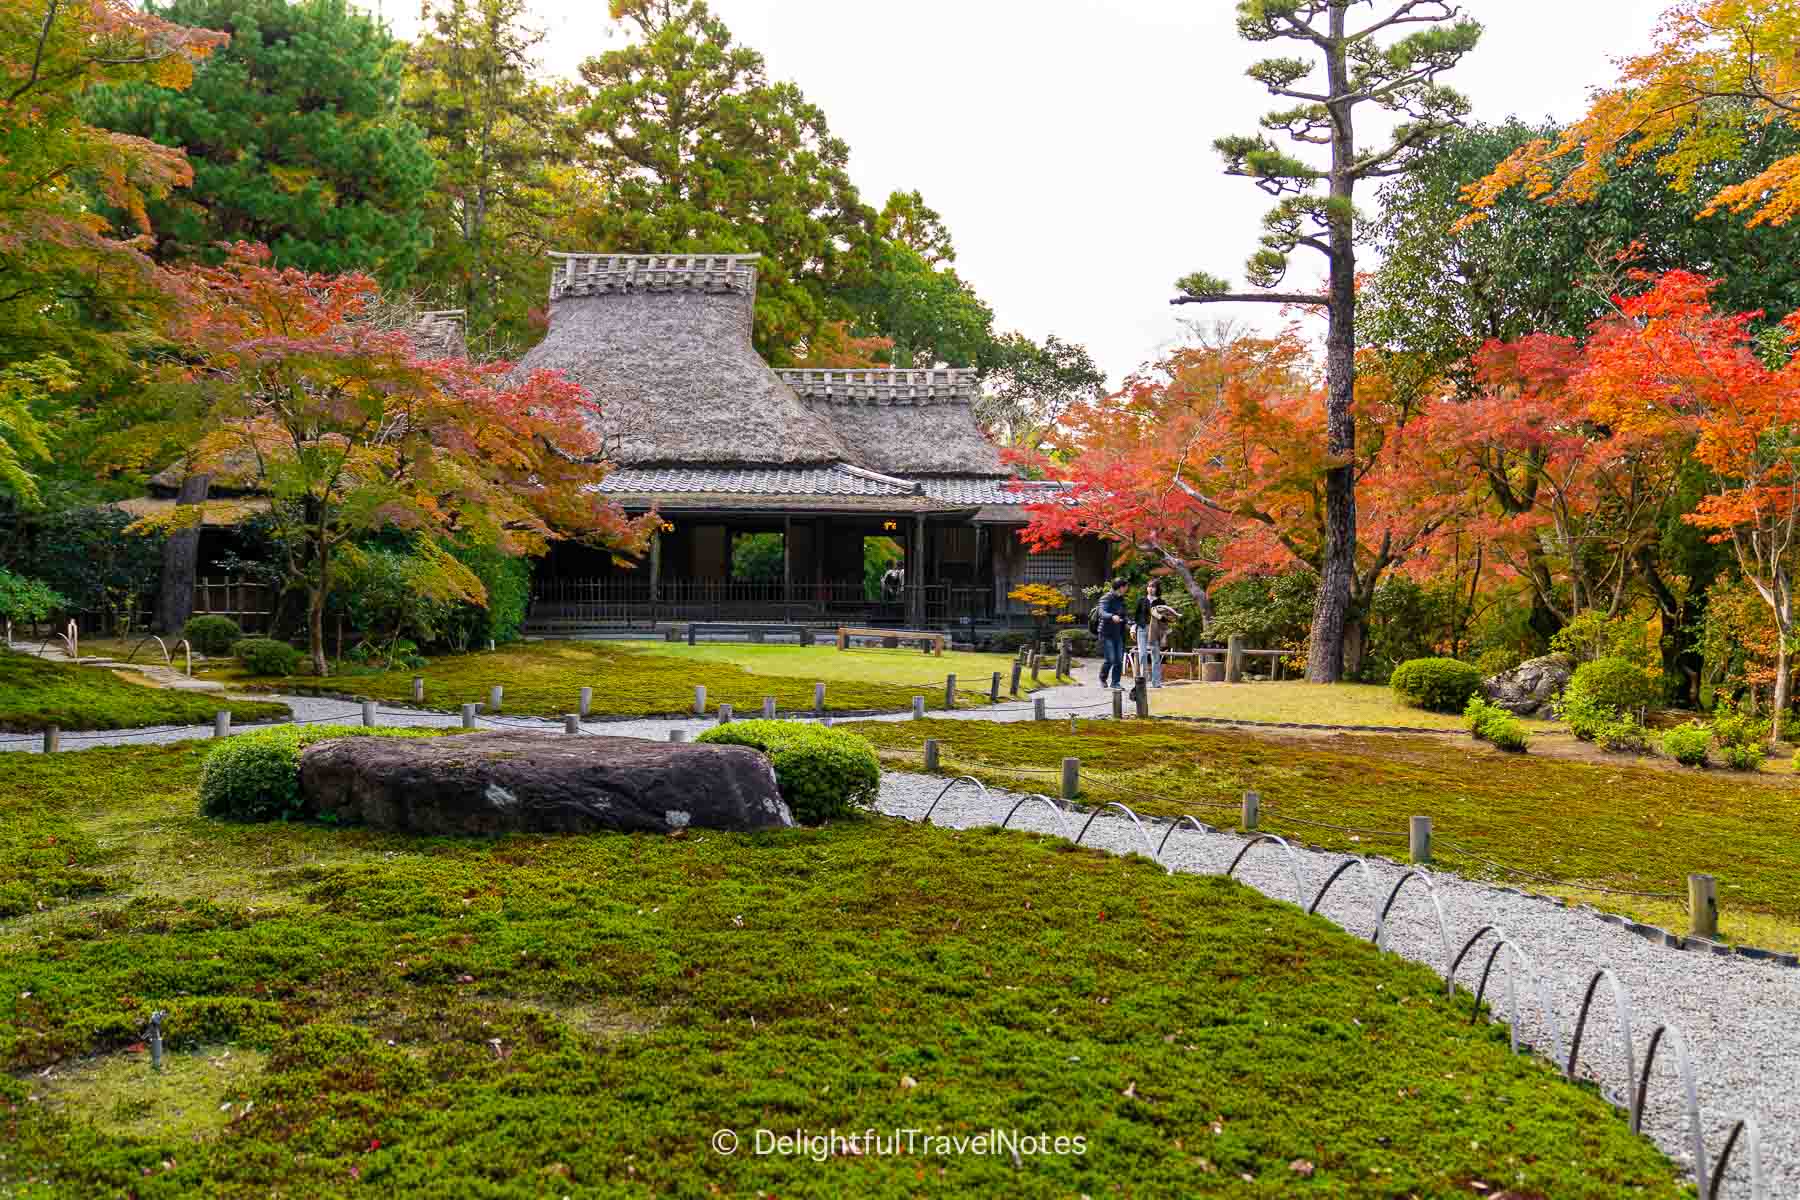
xmin=1307 ymin=35 xmax=1358 ymax=685
xmin=155 ymin=472 xmax=211 ymax=633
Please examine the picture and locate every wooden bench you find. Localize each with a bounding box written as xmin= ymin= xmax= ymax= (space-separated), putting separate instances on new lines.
xmin=686 ymin=623 xmax=817 ymax=646
xmin=835 ymin=626 xmax=945 ymax=656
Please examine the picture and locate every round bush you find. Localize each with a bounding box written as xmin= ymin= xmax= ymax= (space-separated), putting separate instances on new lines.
xmin=1721 ymin=742 xmax=1764 ymax=772
xmin=183 ymin=615 xmax=243 ymax=656
xmin=1485 ymin=716 xmax=1530 ymax=753
xmin=1659 ymin=723 xmax=1710 ymax=767
xmin=200 ymin=725 xmax=440 ymax=822
xmin=1390 ymin=657 xmax=1483 ymax=713
xmin=695 ymin=719 xmax=879 ymax=824
xmin=1570 ymin=656 xmax=1658 ymax=713
xmin=233 ymin=636 xmax=303 ymax=676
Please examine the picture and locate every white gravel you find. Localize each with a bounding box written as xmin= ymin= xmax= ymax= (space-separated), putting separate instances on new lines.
xmin=10 ymin=679 xmax=1796 ymax=1196
xmin=875 ymin=770 xmax=1800 ymax=1199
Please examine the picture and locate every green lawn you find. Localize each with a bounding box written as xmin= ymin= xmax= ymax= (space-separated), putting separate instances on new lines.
xmin=0 ymin=742 xmax=1679 ymax=1198
xmin=0 ymin=651 xmax=289 ymax=734
xmin=847 ymin=717 xmax=1800 ymax=943
xmin=214 ymin=639 xmax=1040 ymax=717
xmin=1153 ymin=680 xmax=1476 ymax=731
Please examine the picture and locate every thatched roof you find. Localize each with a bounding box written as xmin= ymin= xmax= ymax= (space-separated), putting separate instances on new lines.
xmin=779 ymin=369 xmax=1005 ymax=477
xmin=514 ymin=254 xmax=853 ymax=468
xmin=110 ymin=496 xmax=271 ymax=526
xmin=413 ymin=309 xmax=467 ymax=358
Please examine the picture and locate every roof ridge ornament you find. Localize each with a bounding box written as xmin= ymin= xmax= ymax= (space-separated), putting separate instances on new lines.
xmin=778 ymin=367 xmax=979 ymax=404
xmin=546 ymin=252 xmax=761 ymax=301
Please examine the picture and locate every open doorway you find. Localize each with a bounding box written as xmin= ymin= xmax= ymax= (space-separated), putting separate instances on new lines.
xmin=864 ymin=535 xmax=905 ymax=603
xmin=730 ymin=531 xmax=784 ymax=583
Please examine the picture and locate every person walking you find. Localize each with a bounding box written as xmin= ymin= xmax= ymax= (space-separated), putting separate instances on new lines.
xmin=1098 ymin=578 xmax=1129 ymax=690
xmin=1146 ymin=597 xmax=1179 ymax=687
xmin=1133 ymin=580 xmax=1161 ymax=684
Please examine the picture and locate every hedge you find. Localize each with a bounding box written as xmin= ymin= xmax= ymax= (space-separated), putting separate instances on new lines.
xmin=1390 ymin=657 xmax=1483 ymax=713
xmin=695 ymin=719 xmax=880 ymax=824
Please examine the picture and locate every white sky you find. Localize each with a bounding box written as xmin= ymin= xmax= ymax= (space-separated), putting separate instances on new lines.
xmin=378 ymin=0 xmax=1673 ymax=384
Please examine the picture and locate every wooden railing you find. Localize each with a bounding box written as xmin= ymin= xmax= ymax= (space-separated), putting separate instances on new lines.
xmin=527 ymin=577 xmax=997 ymax=629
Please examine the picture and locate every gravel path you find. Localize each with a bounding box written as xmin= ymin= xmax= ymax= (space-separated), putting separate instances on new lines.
xmin=874 ymin=771 xmax=1798 ymax=1198
xmin=10 ymin=671 xmax=1795 ymax=1194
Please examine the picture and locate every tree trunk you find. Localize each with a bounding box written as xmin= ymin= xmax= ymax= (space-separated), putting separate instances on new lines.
xmin=155 ymin=472 xmax=211 ymax=633
xmin=307 ymin=585 xmax=329 ymax=678
xmin=1342 ymin=612 xmax=1368 ymax=680
xmin=1772 ymin=635 xmax=1789 ymax=745
xmin=1307 ymin=15 xmax=1357 ymax=684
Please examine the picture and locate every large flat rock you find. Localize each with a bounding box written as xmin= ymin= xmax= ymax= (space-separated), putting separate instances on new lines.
xmin=298 ymin=731 xmax=793 ymax=835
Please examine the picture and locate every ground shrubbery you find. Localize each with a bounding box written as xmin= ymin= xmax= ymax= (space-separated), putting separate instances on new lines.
xmin=232 ymin=637 xmax=303 ymax=677
xmin=182 ymin=615 xmax=242 ymax=655
xmin=1390 ymin=657 xmax=1483 ymax=713
xmin=1659 ymin=723 xmax=1711 ymax=767
xmin=1462 ymin=697 xmax=1529 ymax=752
xmin=696 ymin=719 xmax=879 ymax=824
xmin=200 ymin=726 xmax=438 ymax=822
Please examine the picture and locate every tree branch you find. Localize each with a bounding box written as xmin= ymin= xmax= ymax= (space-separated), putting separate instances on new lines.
xmin=1170 ymin=292 xmax=1326 ymax=307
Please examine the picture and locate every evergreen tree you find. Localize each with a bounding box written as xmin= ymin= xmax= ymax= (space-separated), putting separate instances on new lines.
xmin=86 ymin=0 xmax=437 ymax=286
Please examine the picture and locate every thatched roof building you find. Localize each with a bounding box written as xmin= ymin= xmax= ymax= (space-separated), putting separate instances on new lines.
xmin=517 ymin=252 xmax=1103 ymax=634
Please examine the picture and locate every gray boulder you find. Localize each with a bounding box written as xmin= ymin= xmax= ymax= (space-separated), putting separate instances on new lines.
xmin=298 ymin=731 xmax=793 ymax=835
xmin=1482 ymin=654 xmax=1575 ymax=719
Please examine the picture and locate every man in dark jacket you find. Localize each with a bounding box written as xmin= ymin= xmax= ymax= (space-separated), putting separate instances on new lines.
xmin=1098 ymin=577 xmax=1129 ymax=689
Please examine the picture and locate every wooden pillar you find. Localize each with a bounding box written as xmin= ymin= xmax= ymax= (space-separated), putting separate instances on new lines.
xmin=782 ymin=513 xmax=792 ymax=622
xmin=908 ymin=514 xmax=926 ymax=627
xmin=649 ymin=530 xmax=662 ymax=606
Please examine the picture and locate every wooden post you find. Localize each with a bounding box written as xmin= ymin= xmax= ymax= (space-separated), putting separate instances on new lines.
xmin=361 ymin=700 xmax=377 ymax=727
xmin=1111 ymin=689 xmax=1123 ymax=720
xmin=1688 ymin=873 xmax=1719 ymax=940
xmin=694 ymin=685 xmax=707 ymax=715
xmin=1057 ymin=643 xmax=1071 ymax=678
xmin=814 ymin=682 xmax=826 ymax=715
xmin=1409 ymin=815 xmax=1432 ymax=864
xmin=461 ymin=703 xmax=476 ymax=729
xmin=1061 ymin=757 xmax=1079 ymax=800
xmin=1226 ymin=635 xmax=1246 ymax=684
xmin=1033 ymin=697 xmax=1046 ymax=721
xmin=989 ymin=671 xmax=1001 ymax=703
xmin=1010 ymin=661 xmax=1022 ymax=696
xmin=42 ymin=726 xmax=58 ymax=754
xmin=489 ymin=684 xmax=503 ymax=713
xmin=412 ymin=676 xmax=424 ymax=703
xmin=564 ymin=714 xmax=581 ymax=736
xmin=579 ymin=686 xmax=593 ymax=717
xmin=717 ymin=703 xmax=733 ymax=725
xmin=923 ymin=739 xmax=940 ymax=771
xmin=836 ymin=627 xmax=848 ymax=651
xmin=1241 ymin=790 xmax=1260 ymax=831
xmin=214 ymin=711 xmax=231 ymax=739
xmin=762 ymin=696 xmax=776 ymax=720
xmin=944 ymin=673 xmax=956 ymax=710
xmin=669 ymin=728 xmax=687 ymax=743
xmin=912 ymin=696 xmax=925 ymax=720
xmin=1133 ymin=677 xmax=1149 ymax=719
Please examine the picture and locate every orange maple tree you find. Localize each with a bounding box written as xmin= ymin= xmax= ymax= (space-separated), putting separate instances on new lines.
xmin=1018 ymin=330 xmax=1464 ymax=673
xmin=1462 ymin=0 xmax=1800 ymax=229
xmin=155 ymin=244 xmax=656 ymax=675
xmin=1572 ymin=270 xmax=1800 ymax=738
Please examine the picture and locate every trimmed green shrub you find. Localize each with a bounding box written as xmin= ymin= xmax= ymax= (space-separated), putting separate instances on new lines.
xmin=1463 ymin=697 xmax=1529 ymax=752
xmin=696 ymin=719 xmax=879 ymax=824
xmin=1485 ymin=716 xmax=1530 ymax=753
xmin=1390 ymin=657 xmax=1483 ymax=713
xmin=1721 ymin=743 xmax=1765 ymax=772
xmin=200 ymin=725 xmax=438 ymax=822
xmin=233 ymin=637 xmax=303 ymax=677
xmin=1569 ymin=656 xmax=1659 ymax=714
xmin=1555 ymin=682 xmax=1612 ymax=742
xmin=183 ymin=615 xmax=243 ymax=656
xmin=1659 ymin=723 xmax=1711 ymax=767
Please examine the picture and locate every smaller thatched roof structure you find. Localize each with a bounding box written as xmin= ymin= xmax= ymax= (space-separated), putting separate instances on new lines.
xmin=778 ymin=369 xmax=1005 ymax=477
xmin=412 ymin=309 xmax=467 ymax=358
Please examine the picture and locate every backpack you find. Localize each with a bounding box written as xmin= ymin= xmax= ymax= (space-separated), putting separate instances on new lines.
xmin=1087 ymin=603 xmax=1103 ymax=637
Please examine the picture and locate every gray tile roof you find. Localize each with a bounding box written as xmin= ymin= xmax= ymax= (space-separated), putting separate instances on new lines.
xmin=918 ymin=477 xmax=1070 ymax=506
xmin=592 ymin=464 xmax=918 ymax=497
